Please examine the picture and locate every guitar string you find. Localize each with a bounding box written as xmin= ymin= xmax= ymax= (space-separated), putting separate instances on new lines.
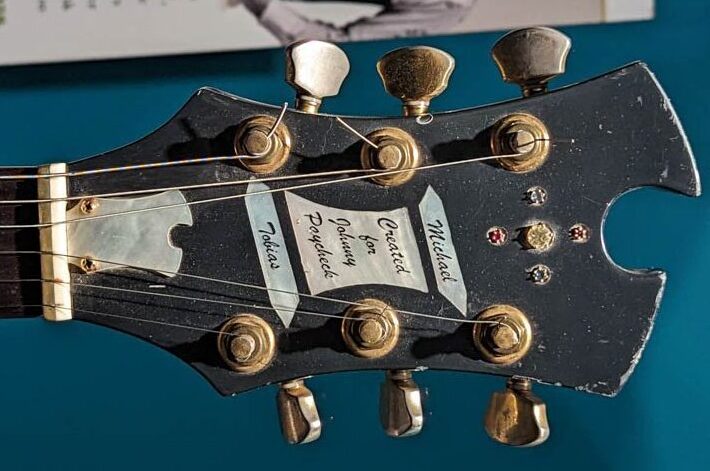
xmin=1 ymin=278 xmax=496 ymax=325
xmin=0 ymin=102 xmax=291 ymax=181
xmin=0 ymin=304 xmax=297 ymax=338
xmin=0 ymin=111 xmax=385 ymax=204
xmin=0 ymin=167 xmax=384 ymax=204
xmin=0 ymin=251 xmax=493 ymax=325
xmin=1 ymin=249 xmax=475 ymax=321
xmin=0 ymin=138 xmax=552 ymax=205
xmin=0 ymin=152 xmax=520 ymax=229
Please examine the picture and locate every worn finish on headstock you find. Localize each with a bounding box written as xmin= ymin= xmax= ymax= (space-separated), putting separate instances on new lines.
xmin=53 ymin=61 xmax=698 ymax=401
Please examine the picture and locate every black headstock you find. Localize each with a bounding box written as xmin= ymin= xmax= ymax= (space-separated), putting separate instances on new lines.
xmin=0 ymin=30 xmax=700 ymax=447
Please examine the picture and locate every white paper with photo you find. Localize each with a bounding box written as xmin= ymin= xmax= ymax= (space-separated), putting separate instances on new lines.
xmin=0 ymin=0 xmax=653 ymax=66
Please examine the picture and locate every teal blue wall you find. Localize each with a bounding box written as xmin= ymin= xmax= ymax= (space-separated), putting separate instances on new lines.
xmin=0 ymin=1 xmax=708 ymax=469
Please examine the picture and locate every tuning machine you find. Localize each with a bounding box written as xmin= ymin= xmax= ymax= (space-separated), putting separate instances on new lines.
xmin=377 ymin=46 xmax=455 ymax=117
xmin=361 ymin=46 xmax=454 ymax=186
xmin=277 ymin=379 xmax=322 ymax=445
xmin=234 ymin=40 xmax=349 ymax=174
xmin=285 ymin=40 xmax=350 ymax=114
xmin=489 ymin=27 xmax=569 ymax=171
xmin=484 ymin=377 xmax=549 ymax=447
xmin=380 ymin=370 xmax=424 ymax=438
xmin=492 ymin=27 xmax=571 ymax=97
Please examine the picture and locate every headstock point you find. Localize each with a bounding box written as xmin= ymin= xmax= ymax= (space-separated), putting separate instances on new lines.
xmin=492 ymin=27 xmax=571 ymax=97
xmin=484 ymin=377 xmax=549 ymax=447
xmin=285 ymin=40 xmax=350 ymax=113
xmin=376 ymin=46 xmax=455 ymax=117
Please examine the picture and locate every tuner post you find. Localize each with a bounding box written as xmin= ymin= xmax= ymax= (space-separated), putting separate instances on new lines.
xmin=341 ymin=299 xmax=400 ymax=358
xmin=217 ymin=314 xmax=276 ymax=374
xmin=360 ymin=127 xmax=421 ymax=186
xmin=377 ymin=46 xmax=455 ymax=117
xmin=484 ymin=377 xmax=550 ymax=447
xmin=492 ymin=27 xmax=571 ymax=97
xmin=285 ymin=40 xmax=350 ymax=114
xmin=472 ymin=305 xmax=532 ymax=365
xmin=234 ymin=115 xmax=292 ymax=173
xmin=491 ymin=113 xmax=550 ymax=173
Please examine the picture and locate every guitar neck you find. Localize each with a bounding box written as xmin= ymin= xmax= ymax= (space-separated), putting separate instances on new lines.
xmin=0 ymin=167 xmax=42 ymax=318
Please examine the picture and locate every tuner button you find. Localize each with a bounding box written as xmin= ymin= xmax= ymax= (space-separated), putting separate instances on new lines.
xmin=484 ymin=377 xmax=549 ymax=447
xmin=277 ymin=379 xmax=322 ymax=445
xmin=492 ymin=27 xmax=571 ymax=97
xmin=380 ymin=370 xmax=424 ymax=438
xmin=285 ymin=40 xmax=350 ymax=114
xmin=376 ymin=46 xmax=455 ymax=116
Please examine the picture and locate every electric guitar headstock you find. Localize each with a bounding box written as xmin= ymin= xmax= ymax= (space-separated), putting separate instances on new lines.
xmin=0 ymin=28 xmax=700 ymax=447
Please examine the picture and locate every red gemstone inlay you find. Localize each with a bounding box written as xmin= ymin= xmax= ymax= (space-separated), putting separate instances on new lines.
xmin=488 ymin=228 xmax=507 ymax=245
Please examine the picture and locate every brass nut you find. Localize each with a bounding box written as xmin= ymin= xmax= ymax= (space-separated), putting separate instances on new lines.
xmin=473 ymin=305 xmax=533 ymax=365
xmin=217 ymin=314 xmax=276 ymax=374
xmin=234 ymin=115 xmax=292 ymax=174
xmin=521 ymin=222 xmax=555 ymax=251
xmin=361 ymin=128 xmax=421 ymax=186
xmin=491 ymin=113 xmax=550 ymax=173
xmin=342 ymin=299 xmax=400 ymax=358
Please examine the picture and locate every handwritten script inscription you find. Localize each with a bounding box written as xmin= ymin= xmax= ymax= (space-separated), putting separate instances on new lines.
xmin=285 ymin=192 xmax=427 ymax=295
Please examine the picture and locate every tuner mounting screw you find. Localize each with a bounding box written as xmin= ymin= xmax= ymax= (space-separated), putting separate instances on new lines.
xmin=473 ymin=305 xmax=532 ymax=365
xmin=80 ymin=257 xmax=99 ymax=273
xmin=79 ymin=198 xmax=99 ymax=215
xmin=492 ymin=27 xmax=571 ymax=97
xmin=520 ymin=222 xmax=555 ymax=251
xmin=234 ymin=115 xmax=292 ymax=174
xmin=285 ymin=40 xmax=350 ymax=114
xmin=528 ymin=264 xmax=552 ymax=285
xmin=525 ymin=186 xmax=548 ymax=206
xmin=487 ymin=227 xmax=508 ymax=246
xmin=377 ymin=46 xmax=455 ymax=117
xmin=484 ymin=377 xmax=549 ymax=447
xmin=217 ymin=314 xmax=276 ymax=374
xmin=342 ymin=299 xmax=400 ymax=358
xmin=569 ymin=223 xmax=591 ymax=243
xmin=361 ymin=128 xmax=421 ymax=186
xmin=491 ymin=113 xmax=550 ymax=173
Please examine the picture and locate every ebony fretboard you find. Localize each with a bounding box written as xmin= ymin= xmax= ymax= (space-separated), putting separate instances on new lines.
xmin=0 ymin=167 xmax=42 ymax=318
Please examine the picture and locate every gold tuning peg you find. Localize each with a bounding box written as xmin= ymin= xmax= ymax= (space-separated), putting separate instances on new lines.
xmin=484 ymin=377 xmax=550 ymax=447
xmin=491 ymin=27 xmax=571 ymax=97
xmin=379 ymin=370 xmax=424 ymax=437
xmin=377 ymin=46 xmax=455 ymax=117
xmin=277 ymin=379 xmax=322 ymax=445
xmin=285 ymin=40 xmax=350 ymax=113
